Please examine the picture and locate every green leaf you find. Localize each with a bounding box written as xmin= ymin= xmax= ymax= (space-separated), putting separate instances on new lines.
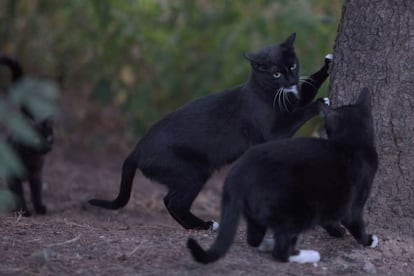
xmin=6 ymin=115 xmax=41 ymax=146
xmin=0 ymin=141 xmax=25 ymax=179
xmin=10 ymin=77 xmax=59 ymax=119
xmin=0 ymin=189 xmax=17 ymax=213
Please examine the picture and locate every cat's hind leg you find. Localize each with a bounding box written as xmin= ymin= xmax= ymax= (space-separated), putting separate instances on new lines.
xmin=322 ymin=222 xmax=346 ymax=238
xmin=162 ymin=167 xmax=216 ymax=230
xmin=29 ymin=174 xmax=47 ymax=214
xmin=343 ymin=213 xmax=378 ymax=248
xmin=164 ymin=189 xmax=215 ymax=230
xmin=271 ymin=233 xmax=321 ymax=263
xmin=271 ymin=233 xmax=299 ymax=262
xmin=288 ymin=249 xmax=321 ymax=264
xmin=245 ymin=216 xmax=267 ymax=247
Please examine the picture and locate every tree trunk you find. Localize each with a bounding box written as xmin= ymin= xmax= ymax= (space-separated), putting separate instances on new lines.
xmin=330 ymin=0 xmax=414 ymax=235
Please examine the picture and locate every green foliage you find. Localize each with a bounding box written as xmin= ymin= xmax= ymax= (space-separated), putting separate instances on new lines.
xmin=0 ymin=0 xmax=342 ymax=134
xmin=0 ymin=188 xmax=16 ymax=213
xmin=0 ymin=78 xmax=59 ymax=180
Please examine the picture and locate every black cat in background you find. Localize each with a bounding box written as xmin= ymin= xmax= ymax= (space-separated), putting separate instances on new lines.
xmin=0 ymin=53 xmax=54 ymax=216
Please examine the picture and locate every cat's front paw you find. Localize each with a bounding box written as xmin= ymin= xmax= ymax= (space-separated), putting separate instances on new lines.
xmin=325 ymin=53 xmax=333 ymax=61
xmin=369 ymin=235 xmax=379 ymax=248
xmin=324 ymin=54 xmax=333 ymax=72
xmin=288 ymin=249 xmax=321 ymax=264
xmin=316 ymin=97 xmax=330 ymax=107
xmin=208 ymin=220 xmax=219 ymax=231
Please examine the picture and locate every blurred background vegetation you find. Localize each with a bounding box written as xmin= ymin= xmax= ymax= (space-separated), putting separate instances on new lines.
xmin=0 ymin=0 xmax=343 ymax=208
xmin=0 ymin=0 xmax=342 ymax=156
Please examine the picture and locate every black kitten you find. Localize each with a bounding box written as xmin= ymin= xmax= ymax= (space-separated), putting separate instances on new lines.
xmin=0 ymin=54 xmax=54 ymax=216
xmin=89 ymin=33 xmax=331 ymax=230
xmin=188 ymin=88 xmax=378 ymax=264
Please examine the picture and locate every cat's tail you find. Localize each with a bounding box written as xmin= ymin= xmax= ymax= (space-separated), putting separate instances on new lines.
xmin=88 ymin=153 xmax=137 ymax=209
xmin=0 ymin=53 xmax=24 ymax=82
xmin=187 ymin=187 xmax=241 ymax=264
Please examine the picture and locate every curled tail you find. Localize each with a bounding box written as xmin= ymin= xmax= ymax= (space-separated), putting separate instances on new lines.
xmin=187 ymin=188 xmax=241 ymax=264
xmin=89 ymin=154 xmax=137 ymax=209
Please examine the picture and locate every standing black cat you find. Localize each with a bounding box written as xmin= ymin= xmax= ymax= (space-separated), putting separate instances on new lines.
xmin=89 ymin=33 xmax=331 ymax=230
xmin=188 ymin=88 xmax=378 ymax=264
xmin=0 ymin=53 xmax=54 ymax=216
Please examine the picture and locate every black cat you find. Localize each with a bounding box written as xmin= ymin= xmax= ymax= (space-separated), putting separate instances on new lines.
xmin=187 ymin=88 xmax=378 ymax=264
xmin=89 ymin=33 xmax=331 ymax=230
xmin=0 ymin=53 xmax=54 ymax=216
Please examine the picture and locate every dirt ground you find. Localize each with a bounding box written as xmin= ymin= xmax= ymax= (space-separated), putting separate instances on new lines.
xmin=1 ymin=107 xmax=414 ymax=276
xmin=1 ymin=146 xmax=414 ymax=276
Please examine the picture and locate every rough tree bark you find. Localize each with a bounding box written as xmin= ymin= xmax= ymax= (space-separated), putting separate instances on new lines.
xmin=330 ymin=0 xmax=414 ymax=235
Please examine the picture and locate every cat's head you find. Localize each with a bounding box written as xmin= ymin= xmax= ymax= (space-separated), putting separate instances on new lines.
xmin=245 ymin=33 xmax=300 ymax=111
xmin=319 ymin=88 xmax=374 ymax=145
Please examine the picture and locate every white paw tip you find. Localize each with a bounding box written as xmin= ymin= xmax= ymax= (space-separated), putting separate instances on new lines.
xmin=289 ymin=250 xmax=321 ymax=264
xmin=370 ymin=235 xmax=379 ymax=248
xmin=210 ymin=221 xmax=219 ymax=231
xmin=258 ymin=238 xmax=275 ymax=252
xmin=323 ymin=97 xmax=330 ymax=106
xmin=325 ymin=53 xmax=333 ymax=60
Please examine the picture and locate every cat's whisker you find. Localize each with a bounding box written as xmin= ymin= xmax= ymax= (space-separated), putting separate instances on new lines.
xmin=279 ymin=88 xmax=287 ymax=112
xmin=277 ymin=89 xmax=283 ymax=110
xmin=273 ymin=88 xmax=283 ymax=111
xmin=282 ymin=90 xmax=291 ymax=113
xmin=284 ymin=91 xmax=293 ymax=112
xmin=300 ymin=77 xmax=317 ymax=90
xmin=272 ymin=89 xmax=280 ymax=110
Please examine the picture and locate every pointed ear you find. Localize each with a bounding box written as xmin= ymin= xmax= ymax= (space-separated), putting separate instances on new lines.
xmin=356 ymin=87 xmax=372 ymax=110
xmin=244 ymin=52 xmax=259 ymax=64
xmin=282 ymin=33 xmax=296 ymax=48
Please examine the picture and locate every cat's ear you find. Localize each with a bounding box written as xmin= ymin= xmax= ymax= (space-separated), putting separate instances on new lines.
xmin=356 ymin=87 xmax=372 ymax=110
xmin=244 ymin=52 xmax=266 ymax=71
xmin=281 ymin=33 xmax=296 ymax=48
xmin=244 ymin=52 xmax=260 ymax=65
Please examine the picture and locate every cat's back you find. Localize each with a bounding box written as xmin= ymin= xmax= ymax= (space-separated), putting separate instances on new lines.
xmin=242 ymin=137 xmax=339 ymax=165
xmin=135 ymin=85 xmax=246 ymax=155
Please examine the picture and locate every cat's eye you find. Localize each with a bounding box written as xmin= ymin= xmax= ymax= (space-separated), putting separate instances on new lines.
xmin=273 ymin=72 xmax=281 ymax=78
xmin=290 ymin=64 xmax=297 ymax=70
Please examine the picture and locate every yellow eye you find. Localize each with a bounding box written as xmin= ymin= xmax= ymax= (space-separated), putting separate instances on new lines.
xmin=290 ymin=64 xmax=297 ymax=70
xmin=273 ymin=72 xmax=281 ymax=78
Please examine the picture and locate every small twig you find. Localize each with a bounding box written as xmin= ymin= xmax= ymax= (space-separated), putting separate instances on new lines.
xmin=14 ymin=212 xmax=23 ymax=224
xmin=126 ymin=243 xmax=142 ymax=258
xmin=62 ymin=218 xmax=95 ymax=229
xmin=47 ymin=234 xmax=81 ymax=247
